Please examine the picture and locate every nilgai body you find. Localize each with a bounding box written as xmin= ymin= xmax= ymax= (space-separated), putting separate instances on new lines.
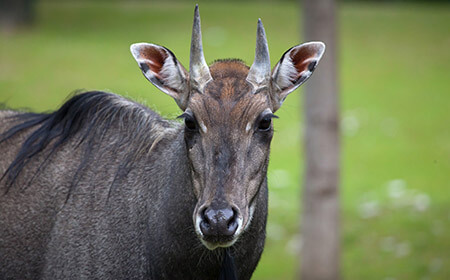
xmin=0 ymin=5 xmax=325 ymax=280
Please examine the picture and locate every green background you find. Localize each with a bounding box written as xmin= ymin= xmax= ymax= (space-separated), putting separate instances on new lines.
xmin=1 ymin=1 xmax=449 ymax=279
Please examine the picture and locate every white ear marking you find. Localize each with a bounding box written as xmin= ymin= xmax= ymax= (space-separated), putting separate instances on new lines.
xmin=130 ymin=42 xmax=189 ymax=110
xmin=271 ymin=41 xmax=325 ymax=111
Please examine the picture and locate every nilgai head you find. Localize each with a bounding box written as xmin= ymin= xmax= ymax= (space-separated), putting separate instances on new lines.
xmin=130 ymin=5 xmax=325 ymax=250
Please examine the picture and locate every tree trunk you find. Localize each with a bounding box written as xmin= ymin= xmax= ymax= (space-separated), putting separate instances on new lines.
xmin=0 ymin=0 xmax=36 ymax=32
xmin=300 ymin=0 xmax=340 ymax=279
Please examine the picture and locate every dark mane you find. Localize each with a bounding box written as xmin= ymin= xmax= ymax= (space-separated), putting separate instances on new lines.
xmin=0 ymin=91 xmax=174 ymax=197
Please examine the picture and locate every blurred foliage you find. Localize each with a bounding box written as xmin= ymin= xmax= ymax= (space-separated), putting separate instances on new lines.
xmin=30 ymin=0 xmax=450 ymax=2
xmin=0 ymin=1 xmax=449 ymax=279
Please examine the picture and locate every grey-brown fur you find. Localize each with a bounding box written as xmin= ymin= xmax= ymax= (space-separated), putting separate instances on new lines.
xmin=1 ymin=6 xmax=325 ymax=279
xmin=0 ymin=91 xmax=267 ymax=279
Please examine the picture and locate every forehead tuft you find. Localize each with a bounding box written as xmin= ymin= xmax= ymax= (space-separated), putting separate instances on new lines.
xmin=198 ymin=59 xmax=253 ymax=103
xmin=209 ymin=59 xmax=250 ymax=80
xmin=188 ymin=59 xmax=270 ymax=127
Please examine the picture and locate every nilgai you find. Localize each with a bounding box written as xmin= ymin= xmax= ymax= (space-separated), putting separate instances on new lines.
xmin=0 ymin=5 xmax=325 ymax=280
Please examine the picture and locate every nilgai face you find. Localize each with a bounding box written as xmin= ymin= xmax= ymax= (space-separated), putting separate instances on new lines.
xmin=0 ymin=5 xmax=324 ymax=280
xmin=130 ymin=6 xmax=325 ymax=250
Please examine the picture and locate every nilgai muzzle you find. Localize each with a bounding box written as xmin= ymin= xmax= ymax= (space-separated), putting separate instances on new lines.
xmin=0 ymin=5 xmax=325 ymax=280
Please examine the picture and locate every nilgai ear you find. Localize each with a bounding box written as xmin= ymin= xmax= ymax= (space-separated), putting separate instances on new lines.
xmin=271 ymin=42 xmax=325 ymax=111
xmin=130 ymin=43 xmax=189 ymax=110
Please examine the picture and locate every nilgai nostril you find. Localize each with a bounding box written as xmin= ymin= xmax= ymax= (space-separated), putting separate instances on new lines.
xmin=201 ymin=206 xmax=237 ymax=237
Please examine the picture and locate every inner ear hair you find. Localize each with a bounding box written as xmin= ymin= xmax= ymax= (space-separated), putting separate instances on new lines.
xmin=130 ymin=43 xmax=189 ymax=110
xmin=271 ymin=41 xmax=325 ymax=110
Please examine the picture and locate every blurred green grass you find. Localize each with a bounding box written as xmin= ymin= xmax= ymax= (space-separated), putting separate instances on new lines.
xmin=1 ymin=1 xmax=449 ymax=279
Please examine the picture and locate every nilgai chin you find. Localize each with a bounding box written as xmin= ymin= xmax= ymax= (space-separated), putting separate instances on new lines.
xmin=0 ymin=5 xmax=325 ymax=280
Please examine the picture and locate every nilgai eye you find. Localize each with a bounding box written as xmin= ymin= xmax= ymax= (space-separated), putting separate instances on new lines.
xmin=178 ymin=112 xmax=198 ymax=131
xmin=258 ymin=116 xmax=272 ymax=131
xmin=184 ymin=116 xmax=197 ymax=131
